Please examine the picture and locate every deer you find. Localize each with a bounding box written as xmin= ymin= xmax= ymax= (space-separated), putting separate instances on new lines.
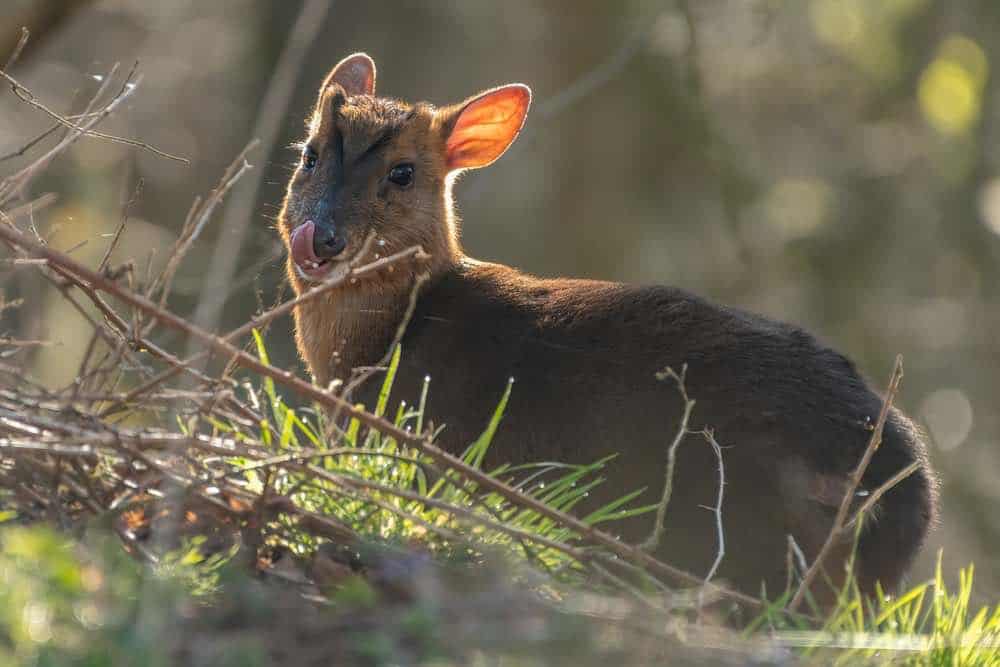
xmin=276 ymin=53 xmax=937 ymax=599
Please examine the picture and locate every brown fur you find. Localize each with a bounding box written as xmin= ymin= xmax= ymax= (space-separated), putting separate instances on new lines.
xmin=277 ymin=54 xmax=937 ymax=598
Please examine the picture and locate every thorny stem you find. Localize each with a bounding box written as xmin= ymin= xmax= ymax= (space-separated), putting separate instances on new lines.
xmin=640 ymin=364 xmax=695 ymax=553
xmin=698 ymin=427 xmax=726 ymax=606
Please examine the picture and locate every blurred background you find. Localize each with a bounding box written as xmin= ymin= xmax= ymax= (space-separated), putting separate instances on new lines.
xmin=2 ymin=0 xmax=998 ymax=598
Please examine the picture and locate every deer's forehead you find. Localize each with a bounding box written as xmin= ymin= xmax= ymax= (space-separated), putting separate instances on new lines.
xmin=337 ymin=112 xmax=395 ymax=151
xmin=341 ymin=98 xmax=408 ymax=128
xmin=315 ymin=95 xmax=436 ymax=146
xmin=313 ymin=93 xmax=404 ymax=132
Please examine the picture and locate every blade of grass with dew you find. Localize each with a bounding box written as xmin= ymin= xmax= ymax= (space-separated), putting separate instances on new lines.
xmin=278 ymin=406 xmax=296 ymax=449
xmin=426 ymin=379 xmax=513 ymax=502
xmin=374 ymin=344 xmax=401 ymax=419
xmin=464 ymin=377 xmax=513 ymax=470
xmin=252 ymin=329 xmax=278 ymax=411
xmin=580 ymin=487 xmax=650 ymax=525
xmin=532 ymin=457 xmax=612 ymax=506
xmin=416 ymin=374 xmax=430 ymax=436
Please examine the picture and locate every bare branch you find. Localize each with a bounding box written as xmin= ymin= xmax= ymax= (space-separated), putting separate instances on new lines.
xmin=1 ymin=63 xmax=124 ymax=202
xmin=699 ymin=428 xmax=726 ymax=589
xmin=97 ymin=177 xmax=143 ymax=274
xmin=2 ymin=27 xmax=29 ymax=71
xmin=788 ymin=356 xmax=904 ymax=611
xmin=845 ymin=460 xmax=922 ymax=532
xmin=100 ymin=241 xmax=428 ymax=417
xmin=148 ymin=141 xmax=259 ymax=309
xmin=641 ymin=364 xmax=695 ymax=552
xmin=0 ymin=68 xmax=188 ymax=163
xmin=1 ymin=2 xmax=95 ymax=68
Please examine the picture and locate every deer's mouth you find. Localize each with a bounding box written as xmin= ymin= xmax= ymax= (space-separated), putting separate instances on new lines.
xmin=289 ymin=221 xmax=340 ymax=282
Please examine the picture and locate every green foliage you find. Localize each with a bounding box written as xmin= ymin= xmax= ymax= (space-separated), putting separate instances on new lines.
xmin=0 ymin=526 xmax=249 ymax=667
xmin=0 ymin=524 xmax=615 ymax=666
xmin=155 ymin=536 xmax=239 ymax=598
xmin=749 ymin=551 xmax=1000 ymax=665
xmin=233 ymin=334 xmax=653 ymax=573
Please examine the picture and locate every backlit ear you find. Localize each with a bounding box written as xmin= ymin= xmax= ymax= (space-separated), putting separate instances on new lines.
xmin=321 ymin=52 xmax=376 ymax=97
xmin=442 ymin=84 xmax=531 ymax=171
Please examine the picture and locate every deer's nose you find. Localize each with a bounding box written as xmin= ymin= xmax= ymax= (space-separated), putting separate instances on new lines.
xmin=312 ymin=221 xmax=346 ymax=259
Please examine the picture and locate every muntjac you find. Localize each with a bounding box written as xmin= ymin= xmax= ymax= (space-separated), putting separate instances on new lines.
xmin=277 ymin=53 xmax=936 ymax=598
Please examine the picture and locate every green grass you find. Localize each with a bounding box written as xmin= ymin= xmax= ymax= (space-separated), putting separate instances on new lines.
xmin=745 ymin=552 xmax=1000 ymax=665
xmin=211 ymin=333 xmax=656 ymax=575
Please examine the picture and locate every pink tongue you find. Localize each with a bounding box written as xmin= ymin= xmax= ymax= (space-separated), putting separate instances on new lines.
xmin=290 ymin=221 xmax=320 ymax=266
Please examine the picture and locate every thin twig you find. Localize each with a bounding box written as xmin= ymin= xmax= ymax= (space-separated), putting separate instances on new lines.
xmin=99 ymin=242 xmax=427 ymax=417
xmin=3 ymin=27 xmax=29 ymax=71
xmin=845 ymin=460 xmax=922 ymax=532
xmin=787 ymin=356 xmax=905 ymax=611
xmin=97 ymin=177 xmax=143 ymax=274
xmin=0 ymin=63 xmax=123 ymax=202
xmin=698 ymin=427 xmax=726 ymax=603
xmin=339 ymin=268 xmax=430 ymax=411
xmin=785 ymin=534 xmax=808 ymax=593
xmin=641 ymin=364 xmax=694 ymax=552
xmin=0 ymin=123 xmax=61 ymax=163
xmin=148 ymin=141 xmax=259 ymax=310
xmin=0 ymin=193 xmax=59 ymax=223
xmin=0 ymin=68 xmax=188 ymax=163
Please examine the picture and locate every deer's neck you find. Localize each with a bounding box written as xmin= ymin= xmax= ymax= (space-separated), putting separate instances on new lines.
xmin=293 ymin=284 xmax=409 ymax=387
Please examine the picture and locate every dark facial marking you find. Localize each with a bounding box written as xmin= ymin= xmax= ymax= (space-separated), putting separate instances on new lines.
xmin=355 ymin=127 xmax=399 ymax=167
xmin=335 ymin=128 xmax=345 ymax=171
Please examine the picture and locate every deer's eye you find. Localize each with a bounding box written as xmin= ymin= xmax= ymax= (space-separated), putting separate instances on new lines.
xmin=388 ymin=163 xmax=414 ymax=187
xmin=302 ymin=146 xmax=318 ymax=171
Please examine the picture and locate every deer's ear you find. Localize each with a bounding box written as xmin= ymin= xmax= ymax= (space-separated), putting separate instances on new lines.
xmin=322 ymin=53 xmax=376 ymax=97
xmin=440 ymin=84 xmax=531 ymax=171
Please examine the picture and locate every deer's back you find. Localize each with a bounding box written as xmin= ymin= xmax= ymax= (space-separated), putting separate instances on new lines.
xmin=390 ymin=261 xmax=878 ymax=465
